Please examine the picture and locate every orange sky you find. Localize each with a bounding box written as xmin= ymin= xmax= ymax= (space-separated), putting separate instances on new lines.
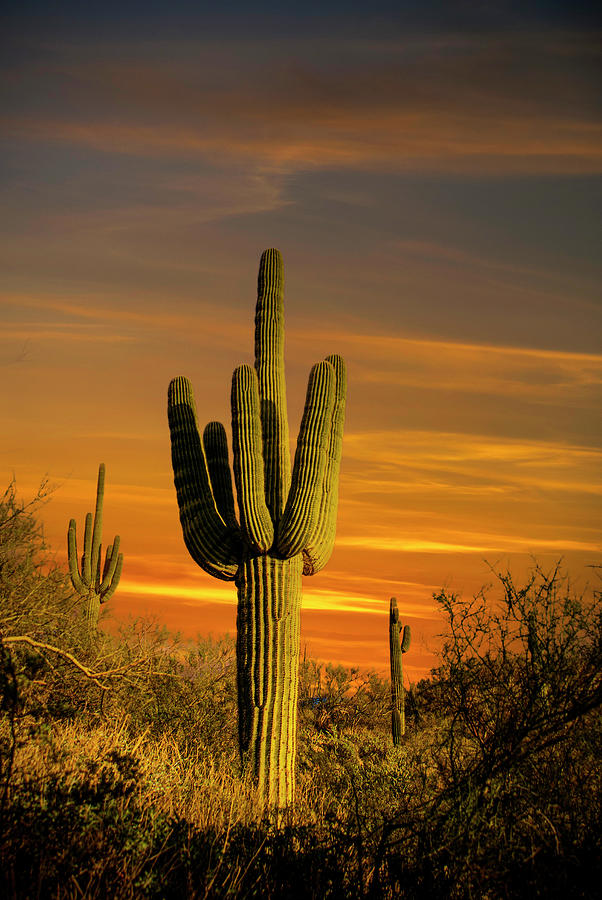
xmin=2 ymin=4 xmax=601 ymax=680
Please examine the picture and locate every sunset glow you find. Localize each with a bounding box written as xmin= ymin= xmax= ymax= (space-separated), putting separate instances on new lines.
xmin=2 ymin=2 xmax=600 ymax=680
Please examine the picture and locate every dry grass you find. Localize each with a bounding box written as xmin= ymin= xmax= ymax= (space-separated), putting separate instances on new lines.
xmin=6 ymin=713 xmax=269 ymax=830
xmin=1 ymin=485 xmax=601 ymax=898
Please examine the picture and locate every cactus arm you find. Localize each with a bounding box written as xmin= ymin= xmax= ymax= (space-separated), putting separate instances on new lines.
xmin=100 ymin=551 xmax=123 ymax=603
xmin=168 ymin=376 xmax=239 ymax=580
xmin=82 ymin=512 xmax=93 ymax=584
xmin=94 ymin=544 xmax=102 ymax=591
xmin=389 ymin=596 xmax=410 ymax=744
xmin=231 ymin=365 xmax=275 ymax=553
xmin=254 ymin=248 xmax=291 ymax=523
xmin=302 ymin=354 xmax=347 ymax=576
xmin=67 ymin=519 xmax=86 ymax=594
xmin=90 ymin=463 xmax=105 ymax=587
xmin=203 ymin=422 xmax=238 ymax=529
xmin=99 ymin=536 xmax=121 ymax=593
xmin=276 ymin=360 xmax=335 ymax=558
xmin=401 ymin=623 xmax=412 ymax=653
xmin=102 ymin=543 xmax=113 ymax=582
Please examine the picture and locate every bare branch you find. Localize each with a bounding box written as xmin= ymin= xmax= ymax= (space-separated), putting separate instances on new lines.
xmin=1 ymin=636 xmax=149 ymax=690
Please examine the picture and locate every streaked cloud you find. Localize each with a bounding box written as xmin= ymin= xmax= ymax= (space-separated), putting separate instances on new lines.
xmin=4 ymin=31 xmax=601 ymax=175
xmin=119 ymin=580 xmax=234 ymax=605
xmin=7 ymin=291 xmax=600 ymax=404
xmin=342 ymin=430 xmax=602 ymax=491
xmin=2 ymin=323 xmax=137 ymax=344
xmin=7 ymin=111 xmax=600 ymax=178
xmin=1 ymin=292 xmax=251 ymax=349
xmin=296 ymin=328 xmax=602 ymax=402
xmin=118 ymin=578 xmax=440 ymax=618
xmin=295 ymin=326 xmax=602 ymax=368
xmin=2 ymin=168 xmax=288 ymax=233
xmin=54 ymin=479 xmax=174 ymax=507
xmin=343 ymin=429 xmax=602 ymax=466
xmin=338 ymin=534 xmax=601 ymax=554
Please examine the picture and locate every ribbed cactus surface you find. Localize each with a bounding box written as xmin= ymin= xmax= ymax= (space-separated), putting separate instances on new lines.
xmin=67 ymin=464 xmax=123 ymax=630
xmin=168 ymin=249 xmax=346 ymax=808
xmin=389 ymin=596 xmax=411 ymax=744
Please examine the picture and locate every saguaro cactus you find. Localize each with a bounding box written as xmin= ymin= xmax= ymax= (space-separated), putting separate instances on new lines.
xmin=168 ymin=249 xmax=346 ymax=808
xmin=67 ymin=463 xmax=123 ymax=630
xmin=389 ymin=596 xmax=411 ymax=744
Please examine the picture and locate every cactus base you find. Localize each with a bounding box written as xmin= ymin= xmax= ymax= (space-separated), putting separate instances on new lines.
xmin=236 ymin=554 xmax=302 ymax=809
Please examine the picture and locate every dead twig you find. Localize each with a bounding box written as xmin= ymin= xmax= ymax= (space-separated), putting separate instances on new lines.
xmin=2 ymin=636 xmax=147 ymax=690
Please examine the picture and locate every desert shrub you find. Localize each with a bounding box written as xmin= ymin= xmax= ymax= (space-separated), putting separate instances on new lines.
xmin=0 ymin=480 xmax=77 ymax=645
xmin=299 ymin=656 xmax=390 ymax=733
xmin=378 ymin=563 xmax=602 ymax=898
xmin=1 ymin=482 xmax=601 ymax=897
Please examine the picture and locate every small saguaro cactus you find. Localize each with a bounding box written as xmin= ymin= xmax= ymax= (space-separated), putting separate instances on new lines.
xmin=167 ymin=249 xmax=346 ymax=809
xmin=389 ymin=596 xmax=411 ymax=744
xmin=67 ymin=463 xmax=123 ymax=630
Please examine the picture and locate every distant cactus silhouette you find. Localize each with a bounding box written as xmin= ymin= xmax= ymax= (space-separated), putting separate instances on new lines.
xmin=67 ymin=464 xmax=123 ymax=630
xmin=389 ymin=596 xmax=411 ymax=743
xmin=168 ymin=249 xmax=346 ymax=808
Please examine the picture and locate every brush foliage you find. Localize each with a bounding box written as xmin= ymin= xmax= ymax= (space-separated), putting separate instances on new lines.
xmin=1 ymin=484 xmax=601 ymax=898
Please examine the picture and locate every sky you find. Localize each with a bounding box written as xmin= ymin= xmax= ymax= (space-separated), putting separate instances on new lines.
xmin=2 ymin=1 xmax=601 ymax=679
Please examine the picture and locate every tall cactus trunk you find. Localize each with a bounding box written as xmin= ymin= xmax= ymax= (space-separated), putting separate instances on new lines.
xmin=84 ymin=592 xmax=101 ymax=631
xmin=236 ymin=554 xmax=302 ymax=808
xmin=390 ymin=630 xmax=405 ymax=742
xmin=389 ymin=596 xmax=411 ymax=745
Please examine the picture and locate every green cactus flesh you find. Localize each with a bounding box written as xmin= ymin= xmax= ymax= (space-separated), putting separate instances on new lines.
xmin=67 ymin=463 xmax=123 ymax=630
xmin=167 ymin=249 xmax=346 ymax=808
xmin=389 ymin=596 xmax=411 ymax=744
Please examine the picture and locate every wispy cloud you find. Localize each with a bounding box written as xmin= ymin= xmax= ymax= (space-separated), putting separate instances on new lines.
xmin=19 ymin=295 xmax=595 ymax=403
xmin=338 ymin=534 xmax=602 ymax=554
xmin=4 ymin=31 xmax=601 ymax=175
xmin=341 ymin=430 xmax=602 ymax=505
xmin=334 ymin=427 xmax=601 ymax=560
xmin=324 ymin=329 xmax=602 ymax=364
xmin=2 ymin=168 xmax=289 ymax=233
xmin=8 ymin=111 xmax=600 ymax=177
xmin=1 ymin=293 xmax=251 ymax=348
xmin=1 ymin=322 xmax=137 ymax=344
xmin=17 ymin=290 xmax=601 ymax=408
xmin=291 ymin=326 xmax=602 ymax=401
xmin=118 ymin=578 xmax=440 ymax=617
xmin=56 ymin=480 xmax=174 ymax=507
xmin=344 ymin=429 xmax=602 ymax=464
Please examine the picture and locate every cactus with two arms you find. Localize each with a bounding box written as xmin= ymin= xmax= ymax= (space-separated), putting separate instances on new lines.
xmin=167 ymin=249 xmax=346 ymax=808
xmin=67 ymin=463 xmax=123 ymax=630
xmin=389 ymin=596 xmax=411 ymax=743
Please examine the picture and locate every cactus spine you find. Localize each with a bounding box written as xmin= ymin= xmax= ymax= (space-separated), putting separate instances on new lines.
xmin=67 ymin=463 xmax=123 ymax=630
xmin=168 ymin=249 xmax=346 ymax=809
xmin=389 ymin=596 xmax=411 ymax=744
